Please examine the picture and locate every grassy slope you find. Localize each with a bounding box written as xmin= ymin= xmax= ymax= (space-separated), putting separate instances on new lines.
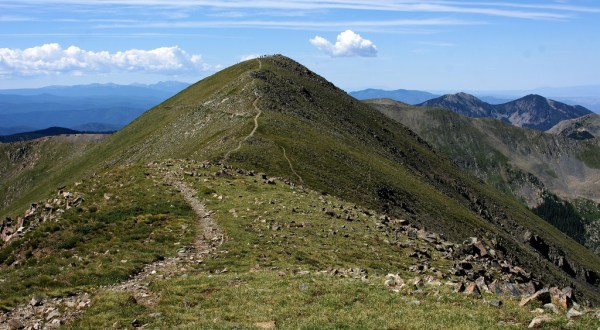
xmin=1 ymin=56 xmax=600 ymax=306
xmin=70 ymin=161 xmax=598 ymax=329
xmin=0 ymin=164 xmax=196 ymax=309
xmin=0 ymin=61 xmax=258 ymax=218
xmin=0 ymin=135 xmax=106 ymax=212
xmin=221 ymin=58 xmax=600 ymax=301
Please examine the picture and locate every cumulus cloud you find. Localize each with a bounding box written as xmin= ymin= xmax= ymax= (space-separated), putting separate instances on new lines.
xmin=309 ymin=30 xmax=377 ymax=57
xmin=0 ymin=43 xmax=213 ymax=77
xmin=239 ymin=54 xmax=259 ymax=62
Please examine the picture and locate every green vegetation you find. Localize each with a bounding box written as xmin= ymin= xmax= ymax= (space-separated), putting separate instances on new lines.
xmin=577 ymin=144 xmax=600 ymax=169
xmin=533 ymin=194 xmax=586 ymax=245
xmin=67 ymin=162 xmax=598 ymax=328
xmin=72 ymin=271 xmax=593 ymax=329
xmin=1 ymin=56 xmax=600 ymax=327
xmin=0 ymin=136 xmax=104 ymax=212
xmin=0 ymin=165 xmax=196 ymax=309
xmin=366 ymin=98 xmax=600 ymax=279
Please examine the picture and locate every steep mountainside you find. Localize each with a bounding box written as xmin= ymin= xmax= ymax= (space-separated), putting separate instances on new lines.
xmin=367 ymin=98 xmax=600 ymax=250
xmin=1 ymin=56 xmax=600 ymax=327
xmin=0 ymin=134 xmax=108 ymax=211
xmin=418 ymin=93 xmax=592 ymax=131
xmin=548 ymin=114 xmax=600 ymax=140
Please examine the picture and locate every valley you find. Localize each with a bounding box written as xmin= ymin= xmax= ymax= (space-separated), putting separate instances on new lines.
xmin=366 ymin=98 xmax=600 ymax=254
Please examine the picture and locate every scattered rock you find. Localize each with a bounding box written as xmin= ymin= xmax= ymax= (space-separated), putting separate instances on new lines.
xmin=488 ymin=299 xmax=503 ymax=307
xmin=464 ymin=282 xmax=481 ymax=296
xmin=528 ymin=315 xmax=553 ymax=328
xmin=131 ymin=318 xmax=143 ymax=327
xmin=29 ymin=295 xmax=43 ymax=307
xmin=473 ymin=240 xmax=488 ymax=257
xmin=566 ymin=307 xmax=583 ymax=319
xmin=519 ymin=289 xmax=550 ymax=307
xmin=45 ymin=309 xmax=61 ymax=321
xmin=7 ymin=319 xmax=24 ymax=330
xmin=255 ymin=321 xmax=276 ymax=329
xmin=543 ymin=303 xmax=559 ymax=314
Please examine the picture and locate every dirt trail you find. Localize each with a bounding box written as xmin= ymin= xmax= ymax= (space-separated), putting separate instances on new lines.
xmin=105 ymin=167 xmax=224 ymax=307
xmin=222 ymin=59 xmax=263 ymax=163
xmin=282 ymin=146 xmax=304 ymax=184
xmin=0 ymin=165 xmax=224 ymax=329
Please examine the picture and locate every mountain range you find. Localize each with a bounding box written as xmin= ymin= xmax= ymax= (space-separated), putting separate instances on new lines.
xmin=1 ymin=56 xmax=600 ymax=328
xmin=349 ymin=88 xmax=439 ymax=104
xmin=351 ymin=87 xmax=600 ymax=112
xmin=419 ymin=93 xmax=592 ymax=131
xmin=0 ymin=81 xmax=190 ymax=135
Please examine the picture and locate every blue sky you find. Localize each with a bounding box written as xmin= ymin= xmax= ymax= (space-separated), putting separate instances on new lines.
xmin=1 ymin=0 xmax=600 ymax=92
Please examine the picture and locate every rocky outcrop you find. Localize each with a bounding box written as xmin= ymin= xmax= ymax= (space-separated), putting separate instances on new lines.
xmin=1 ymin=189 xmax=84 ymax=244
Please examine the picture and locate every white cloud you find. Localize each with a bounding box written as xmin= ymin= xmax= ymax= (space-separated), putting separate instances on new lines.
xmin=0 ymin=43 xmax=214 ymax=77
xmin=10 ymin=1 xmax=599 ymax=19
xmin=239 ymin=54 xmax=259 ymax=62
xmin=310 ymin=30 xmax=377 ymax=57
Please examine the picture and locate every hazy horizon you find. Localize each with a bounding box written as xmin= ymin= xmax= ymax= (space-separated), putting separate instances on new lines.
xmin=1 ymin=1 xmax=600 ymax=92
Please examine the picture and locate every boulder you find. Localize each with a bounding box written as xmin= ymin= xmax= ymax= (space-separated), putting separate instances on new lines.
xmin=519 ymin=289 xmax=551 ymax=307
xmin=488 ymin=299 xmax=503 ymax=307
xmin=464 ymin=282 xmax=481 ymax=296
xmin=528 ymin=315 xmax=553 ymax=329
xmin=549 ymin=287 xmax=574 ymax=310
xmin=543 ymin=303 xmax=559 ymax=314
xmin=566 ymin=307 xmax=583 ymax=319
xmin=502 ymin=282 xmax=522 ymax=296
xmin=475 ymin=277 xmax=489 ymax=293
xmin=7 ymin=319 xmax=24 ymax=330
xmin=488 ymin=280 xmax=503 ymax=295
xmin=473 ymin=241 xmax=488 ymax=257
xmin=29 ymin=295 xmax=43 ymax=307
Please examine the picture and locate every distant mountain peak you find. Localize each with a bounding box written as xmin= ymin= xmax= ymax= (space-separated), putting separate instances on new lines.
xmin=419 ymin=92 xmax=592 ymax=130
xmin=417 ymin=92 xmax=492 ymax=118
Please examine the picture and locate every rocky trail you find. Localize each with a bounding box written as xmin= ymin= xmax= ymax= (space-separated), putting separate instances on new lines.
xmin=0 ymin=164 xmax=224 ymax=330
xmin=281 ymin=146 xmax=304 ymax=185
xmin=2 ymin=157 xmax=600 ymax=328
xmin=222 ymin=60 xmax=263 ymax=163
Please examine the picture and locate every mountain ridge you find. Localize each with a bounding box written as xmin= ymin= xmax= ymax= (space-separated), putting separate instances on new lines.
xmin=366 ymin=98 xmax=600 ymax=252
xmin=419 ymin=93 xmax=592 ymax=131
xmin=349 ymin=88 xmax=439 ymax=104
xmin=1 ymin=56 xmax=600 ymax=327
